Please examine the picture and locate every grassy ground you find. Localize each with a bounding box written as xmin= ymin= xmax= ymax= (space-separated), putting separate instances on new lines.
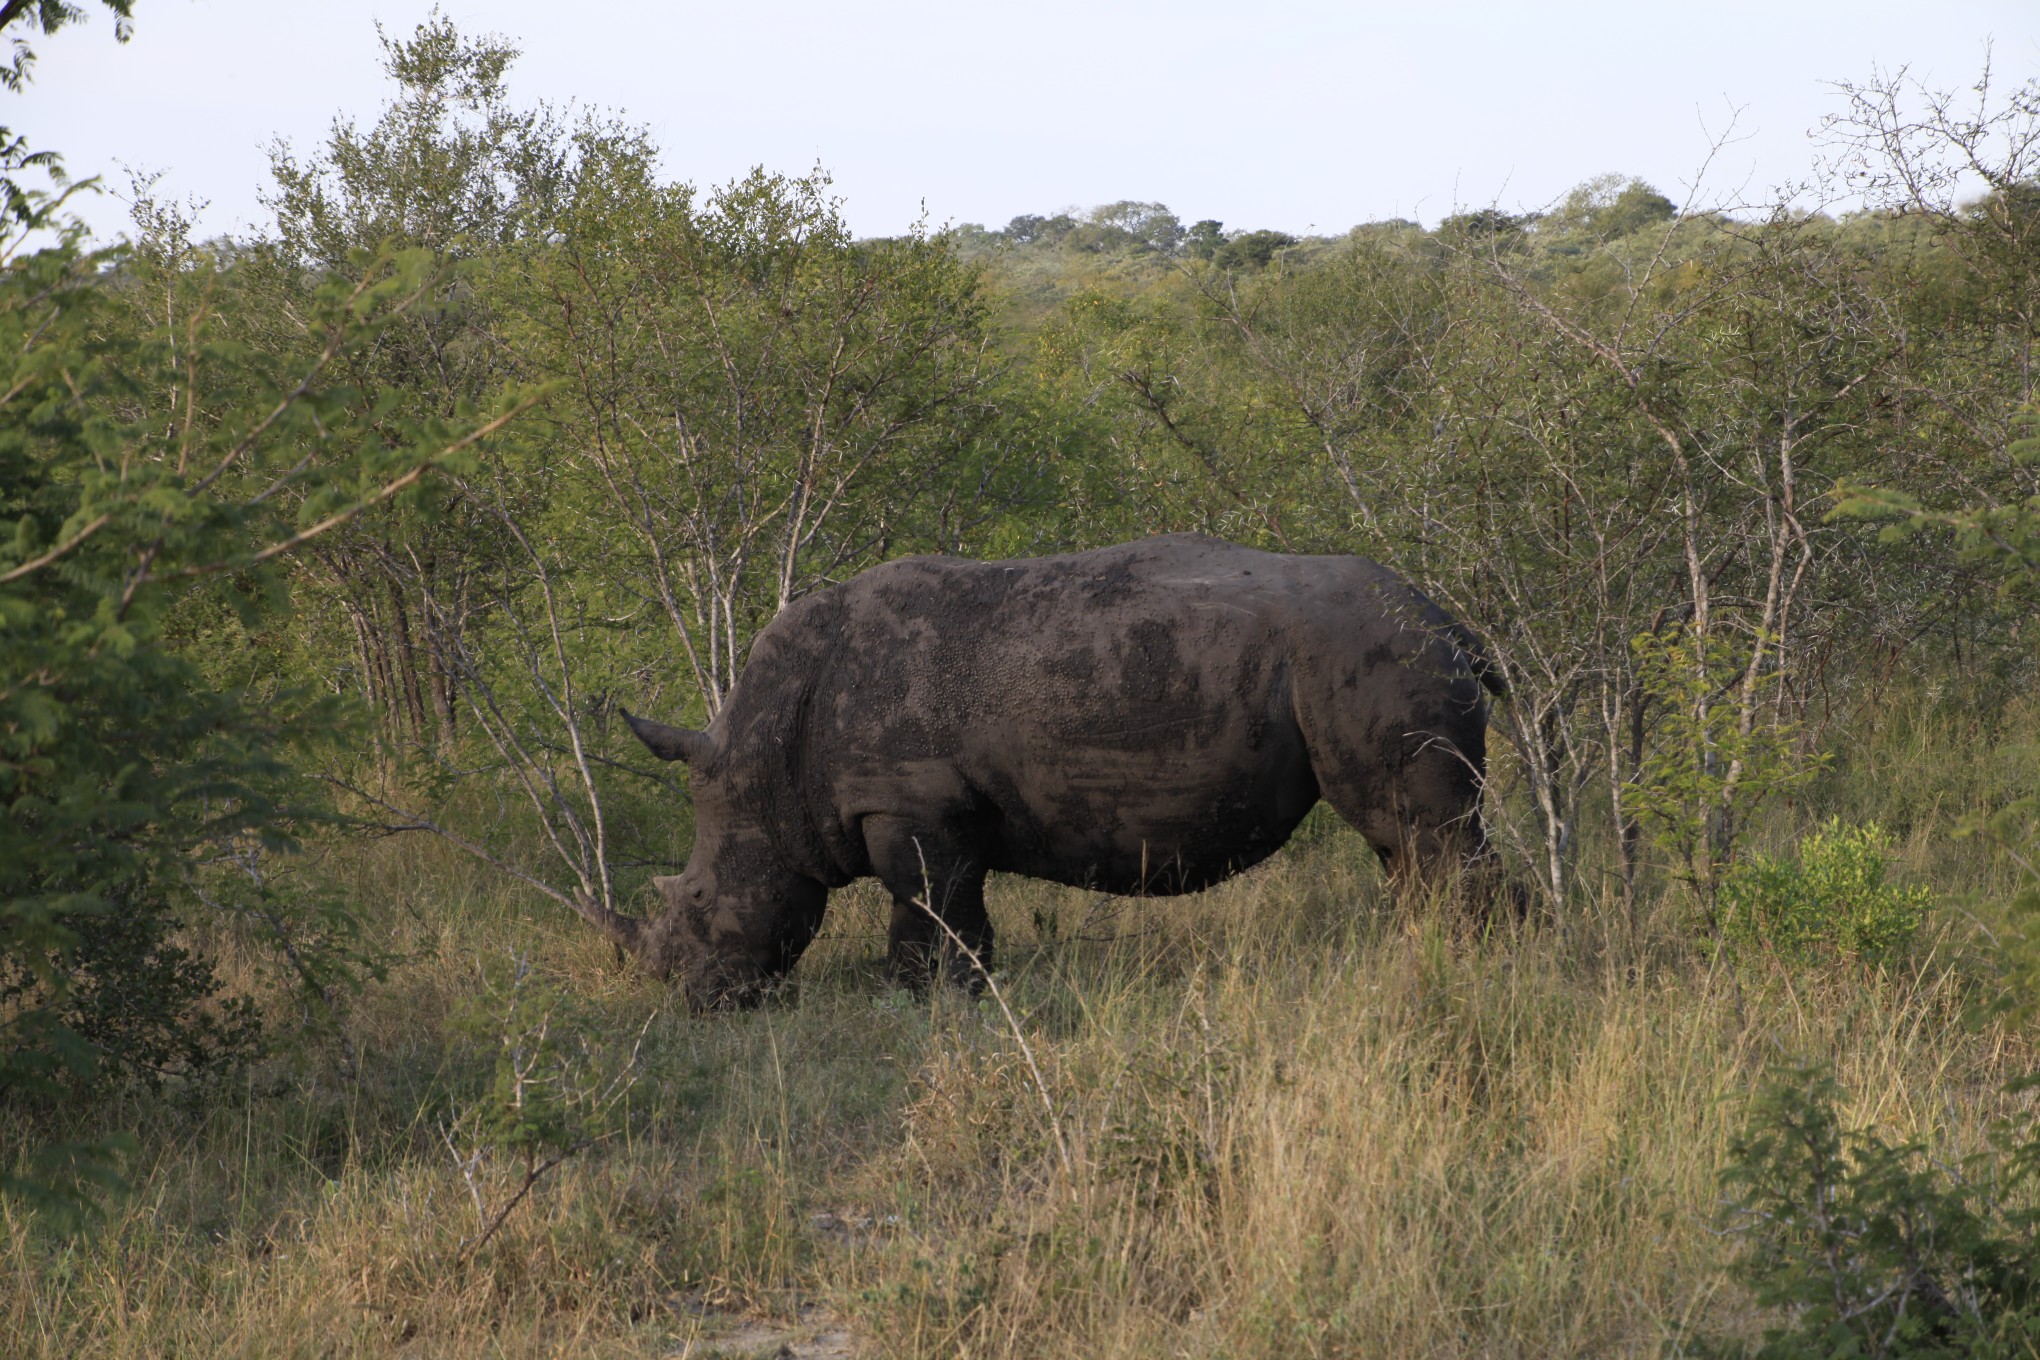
xmin=3 ymin=692 xmax=2035 ymax=1358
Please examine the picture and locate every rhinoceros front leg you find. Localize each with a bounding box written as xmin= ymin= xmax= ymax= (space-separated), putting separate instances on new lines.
xmin=862 ymin=813 xmax=992 ymax=990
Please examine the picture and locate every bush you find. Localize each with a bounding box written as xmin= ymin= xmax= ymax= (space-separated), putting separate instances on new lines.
xmin=0 ymin=205 xmax=523 ymax=1218
xmin=437 ymin=955 xmax=651 ymax=1257
xmin=1719 ymin=821 xmax=1931 ymax=965
xmin=1708 ymin=1065 xmax=2040 ymax=1359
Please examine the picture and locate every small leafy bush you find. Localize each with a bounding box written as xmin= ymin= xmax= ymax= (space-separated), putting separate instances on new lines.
xmin=1719 ymin=821 xmax=1931 ymax=965
xmin=438 ymin=955 xmax=651 ymax=1256
xmin=1708 ymin=1065 xmax=2040 ymax=1359
xmin=1630 ymin=624 xmax=1822 ymax=907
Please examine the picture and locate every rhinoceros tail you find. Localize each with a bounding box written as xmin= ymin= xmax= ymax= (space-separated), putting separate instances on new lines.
xmin=1447 ymin=621 xmax=1508 ymax=700
xmin=622 ymin=708 xmax=716 ymax=764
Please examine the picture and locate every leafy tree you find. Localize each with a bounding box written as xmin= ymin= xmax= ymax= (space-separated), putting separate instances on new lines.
xmin=1184 ymin=218 xmax=1224 ymax=260
xmin=1048 ymin=156 xmax=1958 ymax=914
xmin=0 ymin=7 xmax=535 ymax=1217
xmin=513 ymin=161 xmax=1014 ymax=713
xmin=1005 ymin=212 xmax=1076 ymax=246
xmin=1436 ymin=207 xmax=1529 ymax=246
xmin=0 ymin=225 xmax=531 ymax=1215
xmin=0 ymin=0 xmax=131 ymax=224
xmin=1080 ymin=200 xmax=1185 ymax=255
xmin=261 ymin=38 xmax=1076 ymax=946
xmin=246 ymin=13 xmax=578 ymax=748
xmin=1841 ymin=400 xmax=2040 ymax=1005
xmin=1541 ymin=174 xmax=1677 ymax=245
xmin=1209 ymin=228 xmax=1297 ymax=270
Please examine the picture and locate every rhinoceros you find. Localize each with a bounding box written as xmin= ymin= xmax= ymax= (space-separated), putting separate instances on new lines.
xmin=590 ymin=534 xmax=1501 ymax=1005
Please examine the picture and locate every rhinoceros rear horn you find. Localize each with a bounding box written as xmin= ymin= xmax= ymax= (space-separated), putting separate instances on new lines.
xmin=621 ymin=708 xmax=716 ymax=764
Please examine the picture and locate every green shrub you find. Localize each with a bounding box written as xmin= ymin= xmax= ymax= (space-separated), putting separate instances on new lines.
xmin=1719 ymin=821 xmax=1931 ymax=965
xmin=1708 ymin=1065 xmax=2040 ymax=1359
xmin=437 ymin=955 xmax=650 ymax=1256
xmin=0 ymin=184 xmax=526 ymax=1220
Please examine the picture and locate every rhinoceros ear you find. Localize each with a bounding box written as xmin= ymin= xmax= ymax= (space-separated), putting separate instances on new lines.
xmin=621 ymin=708 xmax=716 ymax=765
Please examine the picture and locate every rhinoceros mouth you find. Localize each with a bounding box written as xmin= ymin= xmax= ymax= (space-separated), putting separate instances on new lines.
xmin=658 ymin=946 xmax=784 ymax=1010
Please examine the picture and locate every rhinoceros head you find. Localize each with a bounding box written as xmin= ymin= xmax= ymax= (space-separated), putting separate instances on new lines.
xmin=621 ymin=709 xmax=826 ymax=1007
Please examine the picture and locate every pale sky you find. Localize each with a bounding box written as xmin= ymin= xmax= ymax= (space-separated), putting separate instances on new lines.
xmin=17 ymin=0 xmax=2040 ymax=246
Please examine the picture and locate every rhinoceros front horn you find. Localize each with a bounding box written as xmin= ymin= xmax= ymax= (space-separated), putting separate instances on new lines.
xmin=621 ymin=708 xmax=716 ymax=764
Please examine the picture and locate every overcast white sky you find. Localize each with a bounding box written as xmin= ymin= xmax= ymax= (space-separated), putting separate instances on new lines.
xmin=17 ymin=0 xmax=2040 ymax=245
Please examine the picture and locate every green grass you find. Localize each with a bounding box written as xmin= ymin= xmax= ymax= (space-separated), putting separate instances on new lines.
xmin=3 ymin=687 xmax=2034 ymax=1358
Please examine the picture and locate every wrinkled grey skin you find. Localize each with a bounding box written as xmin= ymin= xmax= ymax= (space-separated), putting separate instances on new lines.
xmin=592 ymin=535 xmax=1502 ymax=1007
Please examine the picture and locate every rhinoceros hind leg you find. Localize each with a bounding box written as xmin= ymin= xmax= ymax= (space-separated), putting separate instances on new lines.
xmin=864 ymin=814 xmax=992 ymax=990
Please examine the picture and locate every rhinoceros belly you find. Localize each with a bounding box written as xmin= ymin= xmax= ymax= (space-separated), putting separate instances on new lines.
xmin=987 ymin=757 xmax=1321 ymax=894
xmin=966 ymin=681 xmax=1323 ymax=895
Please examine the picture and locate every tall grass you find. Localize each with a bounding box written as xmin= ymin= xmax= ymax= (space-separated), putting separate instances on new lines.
xmin=2 ymin=683 xmax=2032 ymax=1358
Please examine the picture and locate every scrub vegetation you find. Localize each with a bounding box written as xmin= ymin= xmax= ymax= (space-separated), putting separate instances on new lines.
xmin=4 ymin=8 xmax=2039 ymax=1357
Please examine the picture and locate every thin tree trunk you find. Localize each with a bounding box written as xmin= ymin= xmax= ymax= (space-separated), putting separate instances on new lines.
xmin=390 ymin=576 xmax=429 ymax=739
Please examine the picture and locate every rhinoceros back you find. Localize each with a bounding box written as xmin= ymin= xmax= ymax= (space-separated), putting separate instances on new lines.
xmin=729 ymin=535 xmax=1486 ymax=895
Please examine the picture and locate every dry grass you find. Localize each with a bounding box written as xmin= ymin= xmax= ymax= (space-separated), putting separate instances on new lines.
xmin=4 ymin=684 xmax=2035 ymax=1357
xmin=4 ymin=815 xmax=2027 ymax=1360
